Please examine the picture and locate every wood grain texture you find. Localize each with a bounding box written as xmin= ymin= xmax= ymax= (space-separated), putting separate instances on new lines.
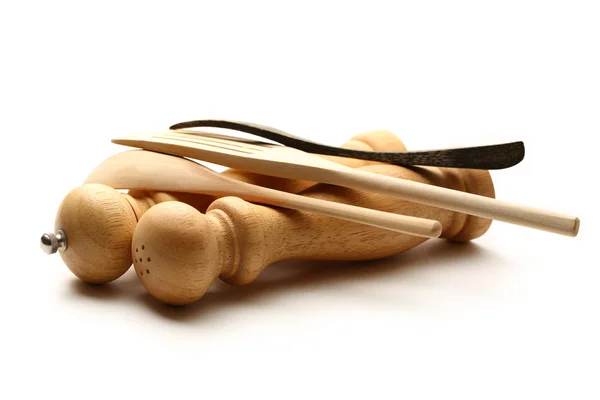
xmin=52 ymin=185 xmax=216 ymax=284
xmin=169 ymin=119 xmax=525 ymax=169
xmin=85 ymin=150 xmax=442 ymax=238
xmin=54 ymin=184 xmax=137 ymax=283
xmin=124 ymin=130 xmax=402 ymax=215
xmin=133 ymin=163 xmax=495 ymax=305
xmin=112 ymin=131 xmax=579 ymax=237
xmin=220 ymin=129 xmax=409 ymax=193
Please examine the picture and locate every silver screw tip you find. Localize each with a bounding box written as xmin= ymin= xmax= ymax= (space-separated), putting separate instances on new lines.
xmin=40 ymin=230 xmax=67 ymax=255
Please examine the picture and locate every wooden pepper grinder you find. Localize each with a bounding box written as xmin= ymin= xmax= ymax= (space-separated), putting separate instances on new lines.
xmin=42 ymin=130 xmax=406 ymax=284
xmin=132 ymin=164 xmax=494 ymax=305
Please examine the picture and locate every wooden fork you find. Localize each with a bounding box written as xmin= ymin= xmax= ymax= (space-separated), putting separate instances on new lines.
xmin=112 ymin=130 xmax=580 ymax=237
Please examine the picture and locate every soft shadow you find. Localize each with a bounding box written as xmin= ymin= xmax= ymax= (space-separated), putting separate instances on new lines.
xmin=67 ymin=268 xmax=146 ymax=302
xmin=140 ymin=239 xmax=505 ymax=322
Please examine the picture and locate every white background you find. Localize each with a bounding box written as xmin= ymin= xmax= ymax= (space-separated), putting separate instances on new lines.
xmin=1 ymin=1 xmax=598 ymax=399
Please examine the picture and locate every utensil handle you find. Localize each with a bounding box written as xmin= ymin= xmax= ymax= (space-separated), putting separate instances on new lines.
xmin=234 ymin=185 xmax=442 ymax=238
xmin=334 ymin=169 xmax=579 ymax=237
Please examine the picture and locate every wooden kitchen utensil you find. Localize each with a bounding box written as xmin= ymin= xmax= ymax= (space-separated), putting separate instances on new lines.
xmin=131 ymin=161 xmax=495 ymax=305
xmin=219 ymin=129 xmax=411 ymax=193
xmin=127 ymin=130 xmax=409 ymax=216
xmin=84 ymin=150 xmax=441 ymax=237
xmin=170 ymin=119 xmax=525 ymax=169
xmin=112 ymin=130 xmax=580 ymax=236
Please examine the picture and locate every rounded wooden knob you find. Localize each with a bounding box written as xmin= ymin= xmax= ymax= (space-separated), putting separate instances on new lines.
xmin=132 ymin=201 xmax=219 ymax=305
xmin=342 ymin=130 xmax=407 ymax=157
xmin=52 ymin=185 xmax=213 ymax=284
xmin=54 ymin=184 xmax=137 ymax=284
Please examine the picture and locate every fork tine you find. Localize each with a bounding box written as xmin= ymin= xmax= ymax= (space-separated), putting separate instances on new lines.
xmin=166 ymin=130 xmax=270 ymax=151
xmin=156 ymin=133 xmax=257 ymax=155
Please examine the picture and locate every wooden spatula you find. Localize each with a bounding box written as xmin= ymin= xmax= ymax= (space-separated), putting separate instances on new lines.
xmin=85 ymin=150 xmax=442 ymax=238
xmin=112 ymin=130 xmax=580 ymax=237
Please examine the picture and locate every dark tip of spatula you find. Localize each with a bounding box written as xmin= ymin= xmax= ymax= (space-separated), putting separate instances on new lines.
xmin=169 ymin=119 xmax=525 ymax=170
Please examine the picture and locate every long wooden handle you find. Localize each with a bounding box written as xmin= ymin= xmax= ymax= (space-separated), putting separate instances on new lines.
xmin=333 ymin=168 xmax=579 ymax=237
xmin=232 ymin=183 xmax=442 ymax=238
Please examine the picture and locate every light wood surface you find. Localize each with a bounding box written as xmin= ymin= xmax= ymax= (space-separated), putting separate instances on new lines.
xmin=54 ymin=185 xmax=212 ymax=283
xmin=136 ymin=129 xmax=410 ymax=212
xmin=85 ymin=150 xmax=442 ymax=237
xmin=112 ymin=130 xmax=579 ymax=236
xmin=220 ymin=129 xmax=408 ymax=193
xmin=133 ymin=163 xmax=495 ymax=305
xmin=54 ymin=184 xmax=138 ymax=284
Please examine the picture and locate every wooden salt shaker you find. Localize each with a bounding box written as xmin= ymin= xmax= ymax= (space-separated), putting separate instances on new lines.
xmin=132 ymin=164 xmax=494 ymax=305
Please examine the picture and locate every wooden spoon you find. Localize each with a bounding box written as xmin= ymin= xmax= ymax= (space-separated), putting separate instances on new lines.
xmin=85 ymin=150 xmax=442 ymax=238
